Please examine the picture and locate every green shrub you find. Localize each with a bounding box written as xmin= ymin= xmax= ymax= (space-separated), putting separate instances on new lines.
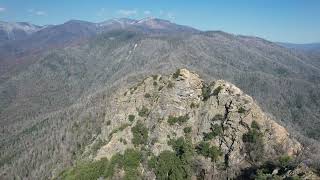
xmin=153 ymin=81 xmax=158 ymax=86
xmin=167 ymin=81 xmax=175 ymax=88
xmin=212 ymin=124 xmax=222 ymax=134
xmin=213 ymin=86 xmax=223 ymax=96
xmin=91 ymin=138 xmax=106 ymax=155
xmin=154 ymin=151 xmax=188 ymax=179
xmin=122 ymin=149 xmax=142 ymax=179
xmin=119 ymin=138 xmax=127 ymax=144
xmin=255 ymin=169 xmax=272 ymax=180
xmin=239 ymin=160 xmax=300 ymax=180
xmin=203 ymin=124 xmax=222 ymax=140
xmin=212 ymin=114 xmax=224 ymax=121
xmin=108 ymin=123 xmax=130 ymax=139
xmin=152 ymin=137 xmax=193 ymax=179
xmin=290 ymin=176 xmax=302 ymax=180
xmin=104 ymin=154 xmax=123 ymax=178
xmin=60 ymin=158 xmax=109 ymax=180
xmin=172 ymin=69 xmax=181 ymax=79
xmin=104 ymin=149 xmax=142 ymax=179
xmin=184 ymin=127 xmax=192 ymax=134
xmin=238 ymin=107 xmax=246 ymax=113
xmin=168 ymin=137 xmax=194 ymax=160
xmin=242 ymin=129 xmax=263 ymax=144
xmin=131 ymin=121 xmax=149 ymax=146
xmin=144 ymin=93 xmax=151 ymax=98
xmin=167 ymin=116 xmax=176 ymax=125
xmin=138 ymin=106 xmax=149 ymax=117
xmin=203 ymin=132 xmax=215 ymax=141
xmin=190 ymin=102 xmax=199 ymax=108
xmin=60 ymin=148 xmax=141 ymax=180
xmin=128 ymin=115 xmax=135 ymax=122
xmin=106 ymin=120 xmax=111 ymax=126
xmin=242 ymin=127 xmax=265 ymax=163
xmin=152 ymin=75 xmax=158 ymax=80
xmin=148 ymin=156 xmax=157 ymax=169
xmin=202 ymin=85 xmax=211 ymax=101
xmin=251 ymin=120 xmax=260 ymax=130
xmin=150 ymin=138 xmax=158 ymax=145
xmin=167 ymin=115 xmax=189 ymax=125
xmin=196 ymin=141 xmax=222 ymax=162
xmin=278 ymin=155 xmax=292 ymax=167
xmin=119 ymin=124 xmax=130 ymax=131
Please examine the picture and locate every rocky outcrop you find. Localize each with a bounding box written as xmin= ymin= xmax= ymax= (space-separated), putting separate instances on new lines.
xmin=84 ymin=69 xmax=316 ymax=179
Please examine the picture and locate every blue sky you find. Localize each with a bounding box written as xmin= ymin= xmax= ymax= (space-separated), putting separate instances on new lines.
xmin=0 ymin=0 xmax=319 ymax=43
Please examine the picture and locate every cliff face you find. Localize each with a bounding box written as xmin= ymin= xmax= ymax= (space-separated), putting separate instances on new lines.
xmin=65 ymin=69 xmax=317 ymax=179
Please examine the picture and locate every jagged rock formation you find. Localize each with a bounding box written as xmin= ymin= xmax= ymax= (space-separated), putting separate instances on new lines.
xmin=62 ymin=69 xmax=318 ymax=179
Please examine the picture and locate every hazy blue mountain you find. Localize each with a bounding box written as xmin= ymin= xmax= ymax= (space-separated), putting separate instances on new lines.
xmin=277 ymin=42 xmax=320 ymax=51
xmin=277 ymin=42 xmax=320 ymax=69
xmin=0 ymin=21 xmax=42 ymax=42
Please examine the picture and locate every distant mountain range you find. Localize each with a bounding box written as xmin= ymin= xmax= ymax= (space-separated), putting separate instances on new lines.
xmin=0 ymin=18 xmax=199 ymax=75
xmin=0 ymin=17 xmax=199 ymax=39
xmin=2 ymin=18 xmax=319 ymax=69
xmin=0 ymin=21 xmax=43 ymax=42
xmin=277 ymin=42 xmax=320 ymax=51
xmin=2 ymin=19 xmax=319 ymax=54
xmin=0 ymin=17 xmax=198 ymax=47
xmin=0 ymin=18 xmax=319 ymax=179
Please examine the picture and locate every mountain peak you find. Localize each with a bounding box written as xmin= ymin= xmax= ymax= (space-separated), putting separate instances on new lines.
xmin=64 ymin=19 xmax=94 ymax=25
xmin=136 ymin=17 xmax=169 ymax=23
xmin=59 ymin=68 xmax=316 ymax=179
xmin=136 ymin=17 xmax=171 ymax=28
xmin=0 ymin=21 xmax=42 ymax=41
xmin=0 ymin=21 xmax=41 ymax=30
xmin=98 ymin=18 xmax=137 ymax=27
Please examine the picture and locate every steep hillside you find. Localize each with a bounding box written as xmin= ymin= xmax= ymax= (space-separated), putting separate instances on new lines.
xmin=1 ymin=30 xmax=319 ymax=142
xmin=0 ymin=19 xmax=320 ymax=179
xmin=58 ymin=69 xmax=318 ymax=179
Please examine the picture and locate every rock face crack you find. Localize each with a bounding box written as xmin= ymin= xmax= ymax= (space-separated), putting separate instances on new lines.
xmin=219 ymin=100 xmax=238 ymax=169
xmin=239 ymin=116 xmax=250 ymax=130
xmin=224 ymin=101 xmax=232 ymax=120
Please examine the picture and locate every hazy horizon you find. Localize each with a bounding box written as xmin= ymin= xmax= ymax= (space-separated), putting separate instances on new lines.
xmin=0 ymin=0 xmax=320 ymax=44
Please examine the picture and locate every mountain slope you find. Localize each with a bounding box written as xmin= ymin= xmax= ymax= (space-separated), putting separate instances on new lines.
xmin=277 ymin=42 xmax=320 ymax=52
xmin=0 ymin=18 xmax=198 ymax=76
xmin=58 ymin=69 xmax=318 ymax=179
xmin=2 ymin=29 xmax=319 ymax=141
xmin=0 ymin=20 xmax=98 ymax=60
xmin=0 ymin=21 xmax=42 ymax=42
xmin=278 ymin=42 xmax=320 ymax=68
xmin=0 ymin=17 xmax=197 ymax=58
xmin=0 ymin=20 xmax=320 ymax=179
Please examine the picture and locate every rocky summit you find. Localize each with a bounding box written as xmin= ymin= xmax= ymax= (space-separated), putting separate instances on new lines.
xmin=58 ymin=69 xmax=318 ymax=180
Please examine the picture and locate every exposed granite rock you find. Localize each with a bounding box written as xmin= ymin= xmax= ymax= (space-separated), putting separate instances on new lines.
xmin=87 ymin=69 xmax=317 ymax=179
